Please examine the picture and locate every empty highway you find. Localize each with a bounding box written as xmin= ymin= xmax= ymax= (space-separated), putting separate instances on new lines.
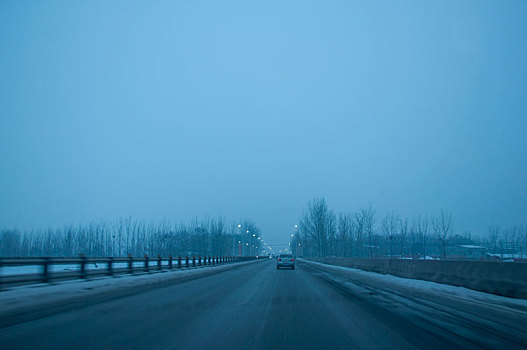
xmin=1 ymin=260 xmax=526 ymax=350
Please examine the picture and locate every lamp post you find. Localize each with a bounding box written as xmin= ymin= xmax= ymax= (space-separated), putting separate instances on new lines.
xmin=236 ymin=224 xmax=242 ymax=256
xmin=246 ymin=230 xmax=250 ymax=256
xmin=291 ymin=224 xmax=299 ymax=256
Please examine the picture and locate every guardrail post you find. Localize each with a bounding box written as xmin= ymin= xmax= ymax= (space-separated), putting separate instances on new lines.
xmin=168 ymin=255 xmax=173 ymax=270
xmin=192 ymin=255 xmax=196 ymax=268
xmin=185 ymin=256 xmax=189 ymax=268
xmin=108 ymin=257 xmax=114 ymax=276
xmin=80 ymin=255 xmax=87 ymax=279
xmin=157 ymin=255 xmax=162 ymax=270
xmin=145 ymin=255 xmax=150 ymax=273
xmin=178 ymin=255 xmax=182 ymax=269
xmin=128 ymin=254 xmax=134 ymax=274
xmin=42 ymin=257 xmax=50 ymax=283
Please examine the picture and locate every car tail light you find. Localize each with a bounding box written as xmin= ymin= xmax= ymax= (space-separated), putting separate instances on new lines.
xmin=278 ymin=258 xmax=281 ymax=261
xmin=291 ymin=258 xmax=294 ymax=262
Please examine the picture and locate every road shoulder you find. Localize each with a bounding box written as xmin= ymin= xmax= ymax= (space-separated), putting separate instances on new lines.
xmin=0 ymin=260 xmax=263 ymax=328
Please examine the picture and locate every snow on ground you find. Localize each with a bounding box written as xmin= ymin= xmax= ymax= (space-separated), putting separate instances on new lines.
xmin=302 ymin=259 xmax=527 ymax=309
xmin=0 ymin=260 xmax=260 ymax=323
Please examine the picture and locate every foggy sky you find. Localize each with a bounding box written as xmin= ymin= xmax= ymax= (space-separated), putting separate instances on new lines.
xmin=1 ymin=0 xmax=526 ymax=245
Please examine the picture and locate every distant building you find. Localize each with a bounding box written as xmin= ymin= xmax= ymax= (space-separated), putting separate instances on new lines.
xmin=450 ymin=245 xmax=487 ymax=259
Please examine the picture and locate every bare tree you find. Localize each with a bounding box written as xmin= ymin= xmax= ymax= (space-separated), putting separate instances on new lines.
xmin=352 ymin=211 xmax=366 ymax=257
xmin=520 ymin=224 xmax=527 ymax=259
xmin=488 ymin=225 xmax=500 ymax=253
xmin=413 ymin=215 xmax=430 ymax=259
xmin=337 ymin=213 xmax=353 ymax=256
xmin=299 ymin=198 xmax=335 ymax=257
xmin=361 ymin=205 xmax=376 ymax=258
xmin=433 ymin=210 xmax=453 ymax=259
xmin=399 ymin=217 xmax=409 ymax=257
xmin=381 ymin=212 xmax=399 ymax=257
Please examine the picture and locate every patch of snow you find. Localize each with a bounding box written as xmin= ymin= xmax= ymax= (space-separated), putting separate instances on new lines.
xmin=303 ymin=259 xmax=527 ymax=308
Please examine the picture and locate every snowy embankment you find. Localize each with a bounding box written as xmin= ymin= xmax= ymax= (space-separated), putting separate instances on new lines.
xmin=302 ymin=259 xmax=527 ymax=310
xmin=302 ymin=259 xmax=527 ymax=346
xmin=305 ymin=257 xmax=527 ymax=298
xmin=0 ymin=259 xmax=262 ymax=328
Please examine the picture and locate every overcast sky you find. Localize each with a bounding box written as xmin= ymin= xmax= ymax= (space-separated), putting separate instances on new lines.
xmin=1 ymin=1 xmax=526 ymax=245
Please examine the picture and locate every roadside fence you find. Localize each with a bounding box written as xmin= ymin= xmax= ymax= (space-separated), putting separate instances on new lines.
xmin=0 ymin=255 xmax=261 ymax=290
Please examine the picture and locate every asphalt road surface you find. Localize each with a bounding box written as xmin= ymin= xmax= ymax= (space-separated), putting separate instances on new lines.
xmin=1 ymin=260 xmax=526 ymax=350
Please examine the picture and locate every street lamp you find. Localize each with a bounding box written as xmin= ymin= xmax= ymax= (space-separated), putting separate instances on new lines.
xmin=244 ymin=230 xmax=250 ymax=256
xmin=237 ymin=225 xmax=244 ymax=256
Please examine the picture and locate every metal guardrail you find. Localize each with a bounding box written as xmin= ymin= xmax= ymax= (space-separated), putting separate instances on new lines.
xmin=0 ymin=255 xmax=261 ymax=291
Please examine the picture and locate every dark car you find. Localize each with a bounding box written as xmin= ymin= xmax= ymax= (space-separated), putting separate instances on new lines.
xmin=276 ymin=254 xmax=295 ymax=269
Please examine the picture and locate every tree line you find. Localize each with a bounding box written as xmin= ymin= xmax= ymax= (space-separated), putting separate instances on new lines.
xmin=293 ymin=198 xmax=527 ymax=259
xmin=0 ymin=217 xmax=262 ymax=257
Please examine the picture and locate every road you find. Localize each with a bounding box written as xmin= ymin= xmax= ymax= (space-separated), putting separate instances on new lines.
xmin=1 ymin=260 xmax=526 ymax=350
